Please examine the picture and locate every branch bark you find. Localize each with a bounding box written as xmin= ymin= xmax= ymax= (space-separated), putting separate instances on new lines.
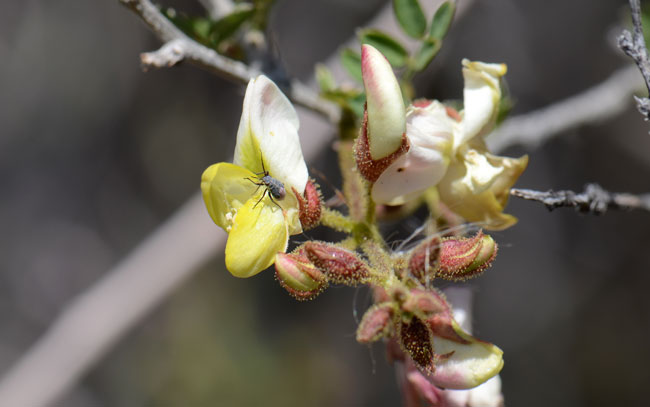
xmin=511 ymin=184 xmax=650 ymax=214
xmin=120 ymin=0 xmax=340 ymax=123
xmin=488 ymin=64 xmax=643 ymax=152
xmin=618 ymin=0 xmax=650 ymax=122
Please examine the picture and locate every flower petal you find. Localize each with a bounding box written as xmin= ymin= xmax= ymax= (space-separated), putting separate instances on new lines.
xmin=225 ymin=196 xmax=289 ymax=278
xmin=372 ymin=102 xmax=453 ymax=204
xmin=438 ymin=150 xmax=528 ymax=230
xmin=233 ymin=75 xmax=308 ymax=196
xmin=429 ymin=321 xmax=504 ymax=389
xmin=456 ymin=60 xmax=506 ymax=149
xmin=201 ymin=162 xmax=258 ymax=231
xmin=361 ymin=44 xmax=406 ymax=160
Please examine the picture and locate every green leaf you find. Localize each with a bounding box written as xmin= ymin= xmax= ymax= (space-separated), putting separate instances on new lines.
xmin=347 ymin=92 xmax=366 ymax=119
xmin=429 ymin=1 xmax=456 ymax=40
xmin=496 ymin=80 xmax=514 ymax=125
xmin=393 ymin=0 xmax=427 ymax=38
xmin=164 ymin=8 xmax=214 ymax=44
xmin=321 ymin=89 xmax=366 ymax=120
xmin=340 ymin=48 xmax=363 ymax=83
xmin=315 ymin=64 xmax=337 ymax=92
xmin=359 ymin=29 xmax=409 ymax=68
xmin=211 ymin=6 xmax=255 ymax=44
xmin=412 ymin=38 xmax=441 ymax=71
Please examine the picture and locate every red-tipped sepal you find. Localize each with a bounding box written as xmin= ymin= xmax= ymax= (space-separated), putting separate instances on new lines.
xmin=401 ymin=288 xmax=447 ymax=320
xmin=407 ymin=236 xmax=442 ymax=284
xmin=354 ymin=108 xmax=410 ymax=183
xmin=356 ymin=302 xmax=396 ymax=344
xmin=303 ymin=242 xmax=372 ymax=285
xmin=294 ymin=179 xmax=322 ymax=231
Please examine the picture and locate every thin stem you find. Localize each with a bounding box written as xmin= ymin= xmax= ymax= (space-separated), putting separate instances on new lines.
xmin=618 ymin=0 xmax=650 ymax=121
xmin=320 ymin=207 xmax=356 ymax=233
xmin=510 ymin=184 xmax=650 ymax=214
xmin=119 ymin=0 xmax=340 ymax=123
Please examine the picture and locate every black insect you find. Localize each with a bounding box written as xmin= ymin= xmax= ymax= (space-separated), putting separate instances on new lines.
xmin=245 ymin=157 xmax=286 ymax=209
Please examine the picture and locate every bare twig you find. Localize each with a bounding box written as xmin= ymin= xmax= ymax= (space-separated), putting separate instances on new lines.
xmin=618 ymin=0 xmax=650 ymax=121
xmin=511 ymin=184 xmax=650 ymax=214
xmin=119 ymin=0 xmax=340 ymax=123
xmin=488 ymin=64 xmax=643 ymax=152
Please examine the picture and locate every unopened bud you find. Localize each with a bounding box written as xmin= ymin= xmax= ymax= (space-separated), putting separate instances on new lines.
xmin=275 ymin=251 xmax=327 ymax=301
xmin=294 ymin=179 xmax=322 ymax=231
xmin=437 ymin=231 xmax=497 ymax=281
xmin=402 ymin=289 xmax=447 ymax=319
xmin=356 ymin=302 xmax=396 ymax=344
xmin=361 ymin=44 xmax=406 ymax=160
xmin=407 ymin=236 xmax=441 ymax=284
xmin=303 ymin=242 xmax=372 ymax=285
xmin=355 ymin=109 xmax=410 ymax=183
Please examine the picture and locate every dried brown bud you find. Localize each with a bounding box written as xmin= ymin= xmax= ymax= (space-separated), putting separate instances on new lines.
xmin=294 ymin=179 xmax=322 ymax=231
xmin=437 ymin=230 xmax=497 ymax=281
xmin=275 ymin=251 xmax=327 ymax=301
xmin=399 ymin=316 xmax=436 ymax=375
xmin=356 ymin=302 xmax=396 ymax=344
xmin=304 ymin=242 xmax=372 ymax=286
xmin=407 ymin=236 xmax=442 ymax=284
xmin=354 ymin=107 xmax=409 ymax=183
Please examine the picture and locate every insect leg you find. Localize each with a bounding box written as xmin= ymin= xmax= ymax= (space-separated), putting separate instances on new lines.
xmin=268 ymin=193 xmax=283 ymax=210
xmin=253 ymin=188 xmax=267 ymax=209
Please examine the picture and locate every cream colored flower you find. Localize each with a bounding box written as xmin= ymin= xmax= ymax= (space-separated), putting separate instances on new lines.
xmin=361 ymin=46 xmax=527 ymax=229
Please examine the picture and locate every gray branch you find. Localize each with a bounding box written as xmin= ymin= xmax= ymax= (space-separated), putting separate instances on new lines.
xmin=488 ymin=65 xmax=642 ymax=152
xmin=119 ymin=0 xmax=340 ymax=123
xmin=511 ymin=184 xmax=650 ymax=214
xmin=618 ymin=0 xmax=650 ymax=121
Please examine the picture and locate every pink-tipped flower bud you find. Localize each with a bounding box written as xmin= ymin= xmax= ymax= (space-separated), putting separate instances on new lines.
xmin=294 ymin=179 xmax=322 ymax=231
xmin=303 ymin=242 xmax=372 ymax=286
xmin=361 ymin=44 xmax=407 ymax=160
xmin=437 ymin=231 xmax=497 ymax=281
xmin=356 ymin=302 xmax=396 ymax=344
xmin=407 ymin=236 xmax=442 ymax=284
xmin=275 ymin=251 xmax=328 ymax=301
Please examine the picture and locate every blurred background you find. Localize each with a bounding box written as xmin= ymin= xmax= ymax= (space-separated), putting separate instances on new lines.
xmin=1 ymin=0 xmax=649 ymax=406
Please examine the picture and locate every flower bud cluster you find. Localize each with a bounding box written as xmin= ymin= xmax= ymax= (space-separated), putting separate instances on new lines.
xmin=275 ymin=242 xmax=376 ymax=300
xmin=357 ymin=283 xmax=502 ymax=389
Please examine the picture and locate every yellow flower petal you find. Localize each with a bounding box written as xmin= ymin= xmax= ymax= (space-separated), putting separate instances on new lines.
xmin=225 ymin=197 xmax=288 ymax=278
xmin=201 ymin=163 xmax=258 ymax=231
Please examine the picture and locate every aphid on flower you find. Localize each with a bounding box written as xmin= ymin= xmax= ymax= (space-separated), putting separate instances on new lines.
xmin=245 ymin=157 xmax=286 ymax=209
